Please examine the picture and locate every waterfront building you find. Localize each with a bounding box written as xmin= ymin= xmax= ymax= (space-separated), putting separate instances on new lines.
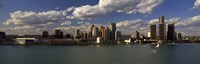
xmin=159 ymin=16 xmax=165 ymax=24
xmin=115 ymin=31 xmax=122 ymax=41
xmin=74 ymin=29 xmax=80 ymax=39
xmin=89 ymin=24 xmax=95 ymax=39
xmin=158 ymin=16 xmax=166 ymax=42
xmin=150 ymin=24 xmax=157 ymax=40
xmin=0 ymin=32 xmax=6 ymax=39
xmin=42 ymin=31 xmax=49 ymax=38
xmin=54 ymin=29 xmax=63 ymax=39
xmin=109 ymin=22 xmax=116 ymax=40
xmin=15 ymin=38 xmax=36 ymax=45
xmin=92 ymin=26 xmax=99 ymax=39
xmin=147 ymin=32 xmax=151 ymax=38
xmin=65 ymin=34 xmax=71 ymax=39
xmin=104 ymin=27 xmax=110 ymax=41
xmin=100 ymin=26 xmax=105 ymax=38
xmin=177 ymin=33 xmax=182 ymax=40
xmin=167 ymin=23 xmax=175 ymax=40
xmin=83 ymin=33 xmax=88 ymax=40
xmin=134 ymin=31 xmax=140 ymax=40
xmin=96 ymin=37 xmax=102 ymax=44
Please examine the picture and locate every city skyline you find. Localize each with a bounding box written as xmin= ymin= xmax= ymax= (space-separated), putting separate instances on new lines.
xmin=0 ymin=0 xmax=200 ymax=36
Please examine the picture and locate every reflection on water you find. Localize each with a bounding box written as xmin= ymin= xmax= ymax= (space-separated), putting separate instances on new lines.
xmin=0 ymin=44 xmax=199 ymax=64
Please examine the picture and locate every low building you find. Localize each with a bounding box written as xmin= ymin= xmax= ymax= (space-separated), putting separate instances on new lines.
xmin=96 ymin=37 xmax=102 ymax=44
xmin=15 ymin=38 xmax=36 ymax=45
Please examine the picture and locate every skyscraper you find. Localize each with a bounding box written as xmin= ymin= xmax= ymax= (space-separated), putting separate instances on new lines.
xmin=92 ymin=26 xmax=99 ymax=39
xmin=115 ymin=31 xmax=121 ymax=41
xmin=54 ymin=29 xmax=63 ymax=39
xmin=150 ymin=24 xmax=157 ymax=40
xmin=100 ymin=26 xmax=105 ymax=38
xmin=167 ymin=23 xmax=175 ymax=40
xmin=158 ymin=16 xmax=166 ymax=41
xmin=104 ymin=27 xmax=110 ymax=41
xmin=89 ymin=24 xmax=94 ymax=39
xmin=75 ymin=29 xmax=80 ymax=37
xmin=177 ymin=33 xmax=182 ymax=40
xmin=158 ymin=24 xmax=165 ymax=40
xmin=109 ymin=22 xmax=116 ymax=40
xmin=42 ymin=31 xmax=49 ymax=38
xmin=0 ymin=32 xmax=6 ymax=39
xmin=134 ymin=31 xmax=140 ymax=40
xmin=159 ymin=16 xmax=165 ymax=24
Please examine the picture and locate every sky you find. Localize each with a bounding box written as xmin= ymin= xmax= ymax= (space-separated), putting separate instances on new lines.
xmin=0 ymin=0 xmax=200 ymax=36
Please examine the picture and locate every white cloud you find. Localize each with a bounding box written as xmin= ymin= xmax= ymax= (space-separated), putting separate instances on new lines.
xmin=71 ymin=0 xmax=164 ymax=19
xmin=72 ymin=5 xmax=107 ymax=19
xmin=116 ymin=19 xmax=144 ymax=27
xmin=149 ymin=19 xmax=159 ymax=24
xmin=149 ymin=17 xmax=180 ymax=24
xmin=176 ymin=15 xmax=200 ymax=27
xmin=61 ymin=21 xmax=71 ymax=26
xmin=194 ymin=0 xmax=200 ymax=9
xmin=3 ymin=10 xmax=67 ymax=25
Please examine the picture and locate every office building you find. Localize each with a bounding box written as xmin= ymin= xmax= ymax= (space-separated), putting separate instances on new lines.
xmin=158 ymin=24 xmax=165 ymax=40
xmin=177 ymin=33 xmax=182 ymax=40
xmin=83 ymin=33 xmax=88 ymax=40
xmin=42 ymin=31 xmax=49 ymax=38
xmin=134 ymin=31 xmax=140 ymax=40
xmin=158 ymin=16 xmax=166 ymax=41
xmin=115 ymin=31 xmax=122 ymax=41
xmin=54 ymin=29 xmax=63 ymax=39
xmin=100 ymin=26 xmax=105 ymax=38
xmin=104 ymin=27 xmax=110 ymax=41
xmin=150 ymin=24 xmax=157 ymax=40
xmin=167 ymin=24 xmax=175 ymax=40
xmin=89 ymin=24 xmax=94 ymax=39
xmin=159 ymin=16 xmax=165 ymax=24
xmin=0 ymin=32 xmax=6 ymax=39
xmin=92 ymin=26 xmax=99 ymax=39
xmin=74 ymin=29 xmax=80 ymax=38
xmin=109 ymin=22 xmax=116 ymax=40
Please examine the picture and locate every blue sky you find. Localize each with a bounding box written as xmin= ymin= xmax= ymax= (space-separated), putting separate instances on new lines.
xmin=0 ymin=0 xmax=200 ymax=36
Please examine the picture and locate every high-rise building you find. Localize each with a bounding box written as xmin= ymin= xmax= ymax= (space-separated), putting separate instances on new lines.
xmin=177 ymin=33 xmax=182 ymax=40
xmin=167 ymin=24 xmax=175 ymax=40
xmin=0 ymin=32 xmax=6 ymax=39
xmin=134 ymin=31 xmax=140 ymax=40
xmin=150 ymin=24 xmax=157 ymax=40
xmin=92 ymin=26 xmax=99 ymax=39
xmin=83 ymin=33 xmax=88 ymax=40
xmin=54 ymin=29 xmax=63 ymax=39
xmin=75 ymin=29 xmax=80 ymax=37
xmin=42 ymin=31 xmax=49 ymax=38
xmin=158 ymin=16 xmax=166 ymax=41
xmin=100 ymin=26 xmax=105 ymax=38
xmin=158 ymin=24 xmax=165 ymax=40
xmin=115 ymin=31 xmax=121 ymax=41
xmin=89 ymin=24 xmax=95 ymax=39
xmin=159 ymin=16 xmax=165 ymax=24
xmin=109 ymin=22 xmax=116 ymax=40
xmin=104 ymin=27 xmax=110 ymax=41
xmin=65 ymin=34 xmax=71 ymax=39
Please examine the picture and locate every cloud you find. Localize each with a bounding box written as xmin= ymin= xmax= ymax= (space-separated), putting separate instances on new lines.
xmin=116 ymin=19 xmax=144 ymax=28
xmin=61 ymin=21 xmax=71 ymax=26
xmin=176 ymin=15 xmax=200 ymax=27
xmin=3 ymin=10 xmax=67 ymax=25
xmin=149 ymin=17 xmax=180 ymax=24
xmin=194 ymin=0 xmax=200 ymax=9
xmin=71 ymin=0 xmax=163 ymax=19
xmin=2 ymin=10 xmax=69 ymax=35
xmin=116 ymin=19 xmax=148 ymax=35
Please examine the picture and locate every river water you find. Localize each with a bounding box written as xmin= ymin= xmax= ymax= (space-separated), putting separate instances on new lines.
xmin=0 ymin=43 xmax=200 ymax=64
